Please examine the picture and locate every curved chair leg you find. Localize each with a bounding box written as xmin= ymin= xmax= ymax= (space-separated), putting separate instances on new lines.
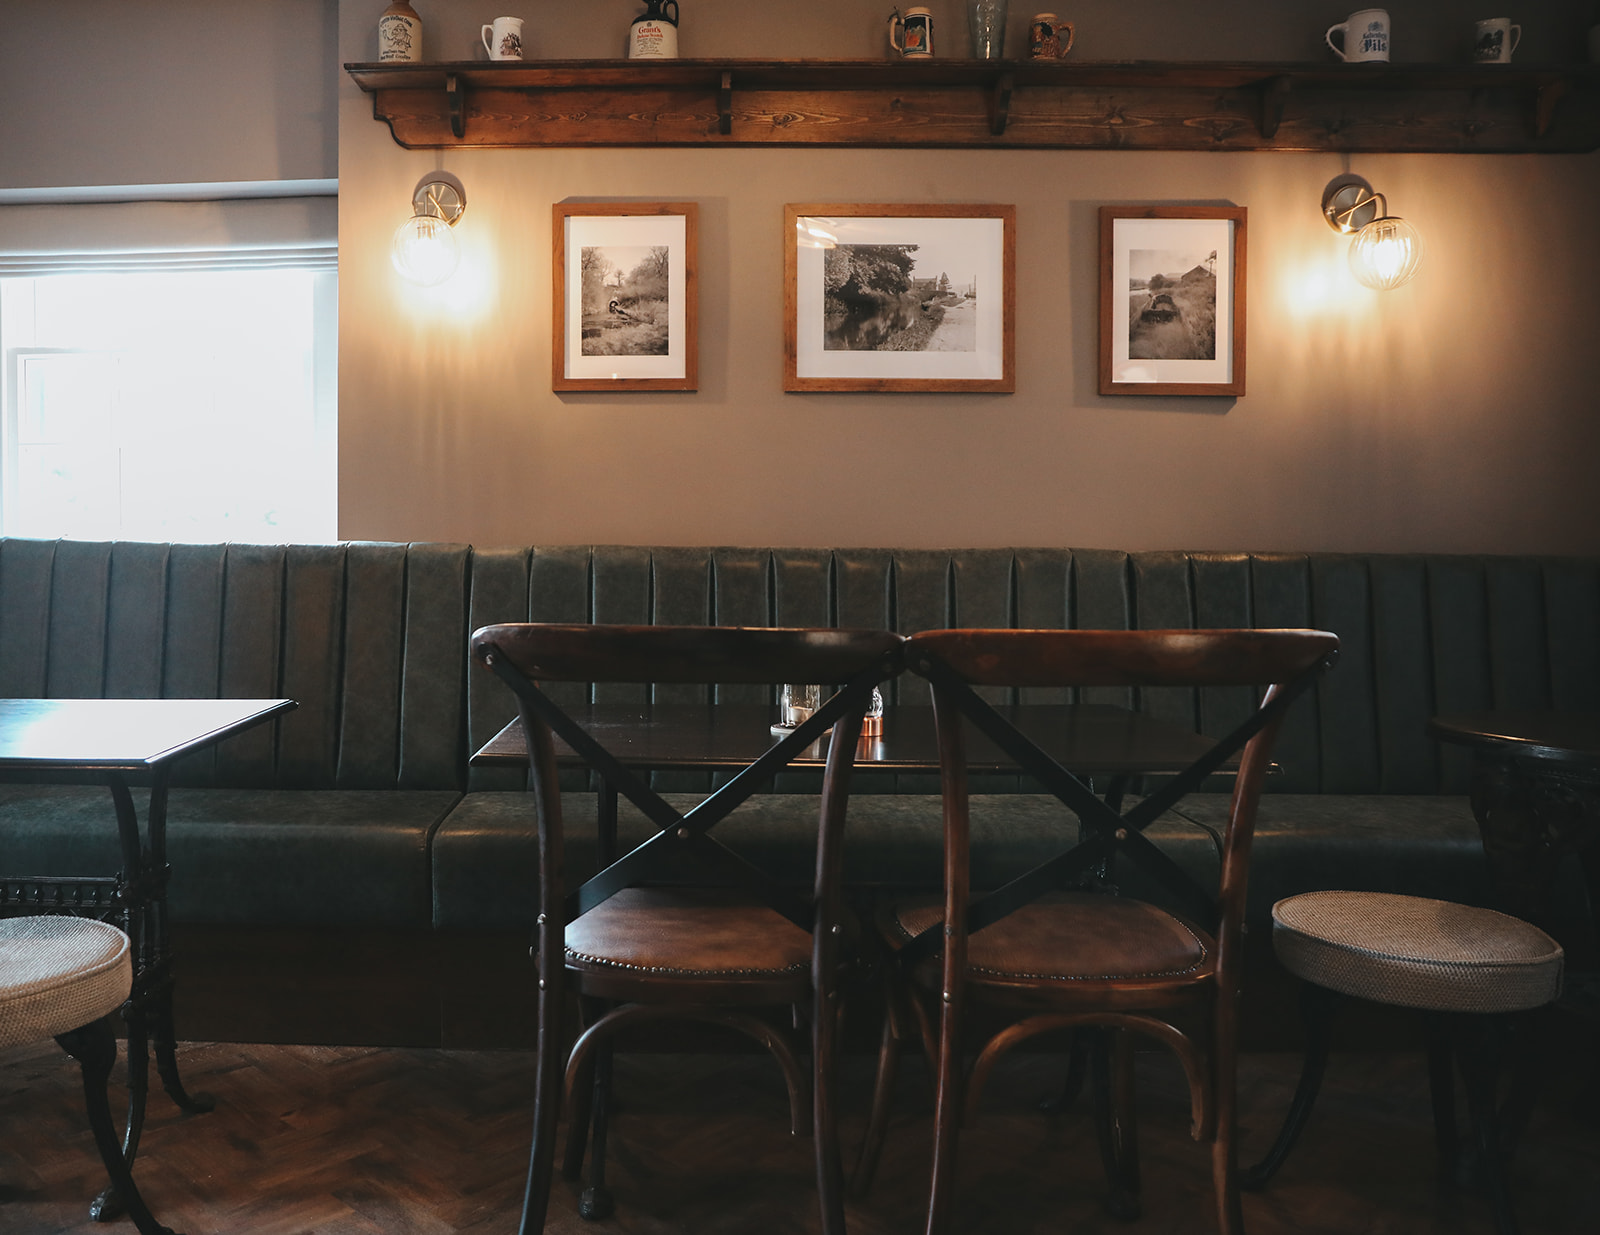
xmin=1243 ymin=981 xmax=1342 ymax=1189
xmin=1038 ymin=1029 xmax=1090 ymax=1114
xmin=578 ymin=1044 xmax=616 ymax=1221
xmin=517 ymin=978 xmax=567 ymax=1235
xmin=1090 ymin=1029 xmax=1141 ymax=1220
xmin=1210 ymin=986 xmax=1245 ymax=1235
xmin=850 ymin=980 xmax=903 ymax=1197
xmin=813 ymin=987 xmax=847 ymax=1235
xmin=56 ymin=1016 xmax=179 ymax=1235
xmin=923 ymin=1002 xmax=965 ymax=1235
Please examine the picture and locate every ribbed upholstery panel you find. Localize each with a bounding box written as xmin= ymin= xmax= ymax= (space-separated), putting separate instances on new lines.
xmin=1073 ymin=550 xmax=1133 ymax=709
xmin=1311 ymin=556 xmax=1379 ymax=793
xmin=591 ymin=547 xmax=652 ymax=706
xmin=1013 ymin=549 xmax=1073 ymax=704
xmin=1250 ymin=555 xmax=1318 ymax=792
xmin=213 ymin=544 xmax=285 ymax=789
xmin=948 ymin=551 xmax=1013 ymax=712
xmin=465 ymin=547 xmax=534 ymax=792
xmin=1132 ymin=551 xmax=1199 ymax=733
xmin=773 ymin=549 xmax=831 ymax=628
xmin=650 ymin=548 xmax=712 ymax=704
xmin=1369 ymin=557 xmax=1437 ymax=794
xmin=1428 ymin=558 xmax=1493 ymax=793
xmin=1191 ymin=554 xmax=1257 ymax=746
xmin=162 ymin=545 xmax=227 ymax=785
xmin=337 ymin=543 xmax=406 ymax=789
xmin=527 ymin=546 xmax=594 ymax=790
xmin=5 ymin=540 xmax=1595 ymax=815
xmin=45 ymin=540 xmax=111 ymax=699
xmin=397 ymin=543 xmax=469 ymax=791
xmin=1487 ymin=558 xmax=1549 ymax=712
xmin=770 ymin=550 xmax=832 ymax=793
xmin=711 ymin=549 xmax=772 ymax=704
xmin=104 ymin=542 xmax=169 ymax=699
xmin=527 ymin=546 xmax=594 ymax=717
xmin=648 ymin=548 xmax=714 ymax=791
xmin=277 ymin=546 xmax=345 ymax=788
xmin=1544 ymin=560 xmax=1600 ymax=711
xmin=0 ymin=539 xmax=55 ymax=697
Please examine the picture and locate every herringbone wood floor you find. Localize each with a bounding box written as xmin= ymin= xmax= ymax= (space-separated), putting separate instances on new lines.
xmin=3 ymin=1031 xmax=1598 ymax=1234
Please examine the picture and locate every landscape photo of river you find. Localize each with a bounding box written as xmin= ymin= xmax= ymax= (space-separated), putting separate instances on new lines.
xmin=822 ymin=242 xmax=977 ymax=353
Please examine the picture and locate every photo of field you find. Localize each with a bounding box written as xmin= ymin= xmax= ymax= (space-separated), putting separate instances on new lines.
xmin=1126 ymin=247 xmax=1217 ymax=361
xmin=580 ymin=244 xmax=669 ymax=356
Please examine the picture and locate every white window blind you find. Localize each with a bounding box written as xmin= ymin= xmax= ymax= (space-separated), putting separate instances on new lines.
xmin=0 ymin=193 xmax=338 ymax=543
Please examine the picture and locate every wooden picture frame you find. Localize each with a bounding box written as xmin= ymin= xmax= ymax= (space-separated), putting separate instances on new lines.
xmin=1099 ymin=206 xmax=1246 ymax=397
xmin=785 ymin=204 xmax=1015 ymax=393
xmin=553 ymin=202 xmax=698 ymax=391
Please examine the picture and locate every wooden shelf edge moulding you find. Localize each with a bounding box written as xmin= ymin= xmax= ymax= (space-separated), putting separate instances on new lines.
xmin=345 ymin=59 xmax=1600 ymax=154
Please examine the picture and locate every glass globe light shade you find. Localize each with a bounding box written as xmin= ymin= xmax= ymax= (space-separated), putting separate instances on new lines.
xmin=391 ymin=213 xmax=460 ymax=286
xmin=1348 ymin=215 xmax=1422 ymax=290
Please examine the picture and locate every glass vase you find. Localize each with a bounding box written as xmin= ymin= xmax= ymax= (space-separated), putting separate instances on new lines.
xmin=967 ymin=0 xmax=1008 ymax=60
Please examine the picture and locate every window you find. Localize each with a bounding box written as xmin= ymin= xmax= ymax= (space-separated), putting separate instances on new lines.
xmin=1 ymin=268 xmax=335 ymax=543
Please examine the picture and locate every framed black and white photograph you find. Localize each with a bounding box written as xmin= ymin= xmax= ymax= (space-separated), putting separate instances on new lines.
xmin=553 ymin=202 xmax=698 ymax=391
xmin=1099 ymin=206 xmax=1246 ymax=397
xmin=785 ymin=204 xmax=1015 ymax=393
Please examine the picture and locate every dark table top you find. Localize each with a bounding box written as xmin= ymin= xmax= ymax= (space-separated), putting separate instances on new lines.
xmin=1429 ymin=710 xmax=1600 ymax=769
xmin=472 ymin=702 xmax=1219 ymax=776
xmin=0 ymin=698 xmax=298 ymax=771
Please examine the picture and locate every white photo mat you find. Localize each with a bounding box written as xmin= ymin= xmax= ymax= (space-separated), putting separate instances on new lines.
xmin=793 ymin=214 xmax=1008 ymax=383
xmin=561 ymin=212 xmax=688 ymax=382
xmin=1107 ymin=215 xmax=1237 ymax=388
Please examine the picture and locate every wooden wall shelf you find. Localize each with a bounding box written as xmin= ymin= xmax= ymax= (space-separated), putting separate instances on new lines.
xmin=346 ymin=59 xmax=1600 ymax=154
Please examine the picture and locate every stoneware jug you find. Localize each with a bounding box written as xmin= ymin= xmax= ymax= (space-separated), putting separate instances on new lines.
xmin=629 ymin=0 xmax=679 ymax=59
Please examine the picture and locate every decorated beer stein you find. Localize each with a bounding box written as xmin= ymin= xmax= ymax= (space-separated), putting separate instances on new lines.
xmin=889 ymin=6 xmax=935 ymax=58
xmin=1028 ymin=13 xmax=1075 ymax=58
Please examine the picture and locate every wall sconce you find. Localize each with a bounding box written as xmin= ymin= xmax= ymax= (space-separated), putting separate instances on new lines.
xmin=1322 ymin=175 xmax=1422 ymax=290
xmin=392 ymin=174 xmax=466 ymax=286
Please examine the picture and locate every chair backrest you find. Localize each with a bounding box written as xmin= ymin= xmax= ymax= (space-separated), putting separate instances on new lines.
xmin=470 ymin=623 xmax=904 ymax=943
xmin=901 ymin=627 xmax=1339 ymax=982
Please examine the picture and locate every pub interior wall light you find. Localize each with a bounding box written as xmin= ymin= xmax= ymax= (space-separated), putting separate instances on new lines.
xmin=392 ymin=173 xmax=467 ymax=286
xmin=1321 ymin=174 xmax=1423 ymax=290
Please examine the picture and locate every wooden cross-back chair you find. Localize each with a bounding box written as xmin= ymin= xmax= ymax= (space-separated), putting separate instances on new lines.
xmin=471 ymin=622 xmax=903 ymax=1235
xmin=857 ymin=627 xmax=1338 ymax=1235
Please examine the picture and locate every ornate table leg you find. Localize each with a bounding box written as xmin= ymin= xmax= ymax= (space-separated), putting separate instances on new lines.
xmin=1468 ymin=753 xmax=1600 ymax=966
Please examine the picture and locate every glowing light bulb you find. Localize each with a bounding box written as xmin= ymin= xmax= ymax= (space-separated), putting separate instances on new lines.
xmin=1348 ymin=216 xmax=1422 ymax=290
xmin=392 ymin=212 xmax=461 ymax=286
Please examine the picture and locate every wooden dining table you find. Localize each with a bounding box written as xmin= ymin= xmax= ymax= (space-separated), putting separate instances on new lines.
xmin=472 ymin=699 xmax=1224 ymax=881
xmin=0 ymin=696 xmax=296 ymax=1221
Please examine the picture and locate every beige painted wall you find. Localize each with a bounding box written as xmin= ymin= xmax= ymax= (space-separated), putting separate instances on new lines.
xmin=0 ymin=0 xmax=337 ymax=190
xmin=337 ymin=1 xmax=1600 ymax=554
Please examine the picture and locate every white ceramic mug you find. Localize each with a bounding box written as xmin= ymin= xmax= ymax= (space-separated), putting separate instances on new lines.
xmin=889 ymin=7 xmax=935 ymax=58
xmin=1326 ymin=9 xmax=1390 ymax=62
xmin=481 ymin=16 xmax=523 ymax=61
xmin=1473 ymin=17 xmax=1521 ymax=64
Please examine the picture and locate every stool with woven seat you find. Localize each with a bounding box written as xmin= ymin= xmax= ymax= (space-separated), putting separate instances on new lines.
xmin=0 ymin=915 xmax=180 ymax=1235
xmin=1244 ymin=890 xmax=1564 ymax=1235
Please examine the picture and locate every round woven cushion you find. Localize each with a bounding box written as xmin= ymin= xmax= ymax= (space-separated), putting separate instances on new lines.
xmin=1272 ymin=891 xmax=1563 ymax=1014
xmin=0 ymin=916 xmax=132 ymax=1048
